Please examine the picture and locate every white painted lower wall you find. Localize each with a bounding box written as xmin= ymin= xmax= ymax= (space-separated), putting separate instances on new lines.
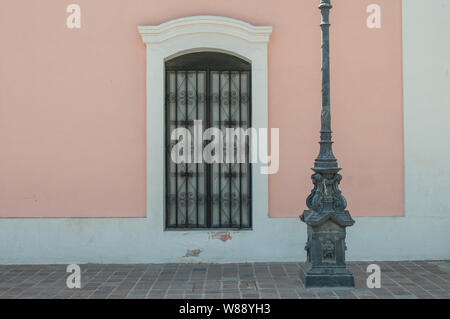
xmin=0 ymin=0 xmax=449 ymax=264
xmin=0 ymin=215 xmax=449 ymax=264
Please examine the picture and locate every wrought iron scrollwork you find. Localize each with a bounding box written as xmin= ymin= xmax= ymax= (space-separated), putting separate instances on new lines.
xmin=306 ymin=173 xmax=347 ymax=213
xmin=165 ymin=53 xmax=252 ymax=229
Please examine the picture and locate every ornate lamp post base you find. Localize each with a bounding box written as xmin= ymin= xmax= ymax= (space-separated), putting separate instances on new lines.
xmin=300 ymin=207 xmax=355 ymax=288
xmin=299 ymin=169 xmax=355 ymax=287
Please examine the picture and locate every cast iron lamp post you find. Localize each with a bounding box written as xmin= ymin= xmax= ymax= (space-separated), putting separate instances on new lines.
xmin=299 ymin=0 xmax=355 ymax=287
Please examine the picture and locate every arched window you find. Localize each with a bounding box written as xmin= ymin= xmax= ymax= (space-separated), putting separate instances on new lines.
xmin=165 ymin=52 xmax=251 ymax=229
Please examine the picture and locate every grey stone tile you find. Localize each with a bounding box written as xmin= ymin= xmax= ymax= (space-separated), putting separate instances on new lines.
xmin=0 ymin=261 xmax=448 ymax=299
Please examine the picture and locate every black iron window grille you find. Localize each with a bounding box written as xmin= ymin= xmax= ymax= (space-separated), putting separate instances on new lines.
xmin=165 ymin=52 xmax=252 ymax=229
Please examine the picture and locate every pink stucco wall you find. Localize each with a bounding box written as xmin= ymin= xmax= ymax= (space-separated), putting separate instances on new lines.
xmin=0 ymin=0 xmax=403 ymax=217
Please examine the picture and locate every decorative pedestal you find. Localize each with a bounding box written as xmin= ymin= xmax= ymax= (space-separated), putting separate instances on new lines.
xmin=300 ymin=208 xmax=355 ymax=287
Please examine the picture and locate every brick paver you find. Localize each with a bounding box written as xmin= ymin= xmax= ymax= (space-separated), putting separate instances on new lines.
xmin=0 ymin=261 xmax=448 ymax=299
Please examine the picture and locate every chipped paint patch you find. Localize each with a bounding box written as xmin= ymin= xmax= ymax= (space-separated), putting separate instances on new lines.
xmin=209 ymin=232 xmax=232 ymax=242
xmin=184 ymin=249 xmax=202 ymax=257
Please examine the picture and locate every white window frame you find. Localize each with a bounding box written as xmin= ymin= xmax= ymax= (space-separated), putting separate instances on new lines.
xmin=138 ymin=16 xmax=272 ymax=229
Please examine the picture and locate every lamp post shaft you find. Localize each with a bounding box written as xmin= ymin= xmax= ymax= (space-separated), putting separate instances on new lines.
xmin=299 ymin=0 xmax=355 ymax=288
xmin=316 ymin=0 xmax=337 ymax=170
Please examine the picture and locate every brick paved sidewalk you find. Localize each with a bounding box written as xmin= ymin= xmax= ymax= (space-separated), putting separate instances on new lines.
xmin=0 ymin=261 xmax=449 ymax=299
